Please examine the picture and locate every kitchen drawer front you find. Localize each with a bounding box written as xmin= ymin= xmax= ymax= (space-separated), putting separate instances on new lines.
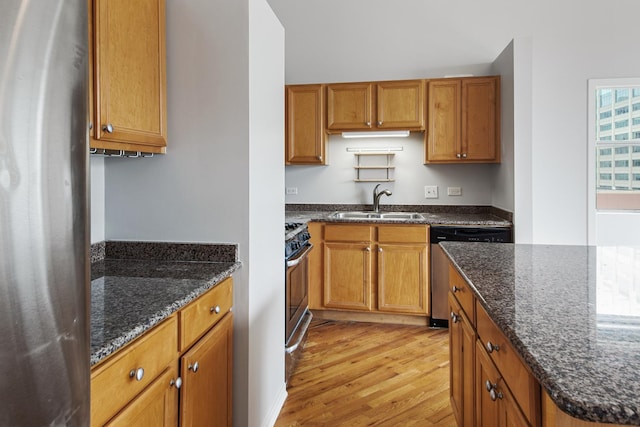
xmin=91 ymin=315 xmax=178 ymax=427
xmin=377 ymin=225 xmax=428 ymax=243
xmin=476 ymin=302 xmax=540 ymax=425
xmin=180 ymin=277 xmax=233 ymax=351
xmin=449 ymin=265 xmax=475 ymax=324
xmin=324 ymin=224 xmax=373 ymax=242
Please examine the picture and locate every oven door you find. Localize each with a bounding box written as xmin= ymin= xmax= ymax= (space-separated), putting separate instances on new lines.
xmin=285 ymin=243 xmax=312 ymax=344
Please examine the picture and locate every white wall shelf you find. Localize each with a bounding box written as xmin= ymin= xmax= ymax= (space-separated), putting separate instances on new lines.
xmin=353 ymin=152 xmax=395 ymax=182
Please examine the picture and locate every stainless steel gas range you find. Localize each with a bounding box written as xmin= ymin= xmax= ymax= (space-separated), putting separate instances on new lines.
xmin=284 ymin=222 xmax=313 ymax=384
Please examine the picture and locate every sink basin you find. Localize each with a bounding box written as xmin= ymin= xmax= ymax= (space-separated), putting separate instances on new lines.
xmin=330 ymin=211 xmax=425 ymax=220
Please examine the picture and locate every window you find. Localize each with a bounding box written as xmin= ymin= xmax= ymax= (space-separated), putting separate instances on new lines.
xmin=616 ymin=89 xmax=629 ymax=102
xmin=591 ymin=79 xmax=640 ymax=219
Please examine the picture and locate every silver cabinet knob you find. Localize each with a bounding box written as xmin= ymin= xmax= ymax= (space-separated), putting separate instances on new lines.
xmin=378 ymin=248 xmax=383 ymax=253
xmin=365 ymin=121 xmax=371 ymax=126
xmin=452 ymin=286 xmax=460 ymax=293
xmin=210 ymin=305 xmax=221 ymax=314
xmin=450 ymin=311 xmax=460 ymax=323
xmin=490 ymin=388 xmax=503 ymax=401
xmin=462 ymin=153 xmax=467 ymax=158
xmin=456 ymin=153 xmax=462 ymax=158
xmin=377 ymin=120 xmax=383 ymax=126
xmin=365 ymin=247 xmax=371 ymax=252
xmin=188 ymin=362 xmax=199 ymax=373
xmin=102 ymin=123 xmax=114 ymax=133
xmin=129 ymin=367 xmax=144 ymax=381
xmin=89 ymin=122 xmax=93 ymax=130
xmin=485 ymin=380 xmax=493 ymax=392
xmin=486 ymin=341 xmax=500 ymax=353
xmin=170 ymin=377 xmax=183 ymax=389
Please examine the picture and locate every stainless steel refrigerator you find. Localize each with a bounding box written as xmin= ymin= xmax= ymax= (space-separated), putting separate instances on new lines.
xmin=1 ymin=1 xmax=90 ymax=425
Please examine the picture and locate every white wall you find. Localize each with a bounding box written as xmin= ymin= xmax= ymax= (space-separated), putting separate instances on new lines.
xmin=285 ymin=134 xmax=496 ymax=206
xmin=248 ymin=0 xmax=286 ymax=425
xmin=90 ymin=157 xmax=104 ymax=243
xmin=269 ymin=0 xmax=640 ymax=245
xmin=97 ymin=0 xmax=285 ymax=425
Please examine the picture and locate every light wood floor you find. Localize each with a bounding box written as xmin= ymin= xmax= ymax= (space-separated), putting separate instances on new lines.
xmin=275 ymin=319 xmax=456 ymax=427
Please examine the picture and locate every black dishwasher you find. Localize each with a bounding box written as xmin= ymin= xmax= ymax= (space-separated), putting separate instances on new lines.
xmin=430 ymin=226 xmax=512 ymax=327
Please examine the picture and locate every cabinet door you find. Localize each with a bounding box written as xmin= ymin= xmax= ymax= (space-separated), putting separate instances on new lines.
xmin=180 ymin=313 xmax=233 ymax=427
xmin=462 ymin=77 xmax=499 ymax=162
xmin=326 ymin=83 xmax=373 ymax=131
xmin=93 ymin=0 xmax=167 ymax=151
xmin=476 ymin=340 xmax=529 ymax=427
xmin=324 ymin=242 xmax=372 ymax=310
xmin=377 ymin=80 xmax=425 ymax=130
xmin=285 ymin=85 xmax=326 ymax=165
xmin=426 ymin=79 xmax=461 ymax=162
xmin=377 ymin=243 xmax=428 ymax=314
xmin=105 ymin=364 xmax=179 ymax=427
xmin=449 ymin=294 xmax=475 ymax=427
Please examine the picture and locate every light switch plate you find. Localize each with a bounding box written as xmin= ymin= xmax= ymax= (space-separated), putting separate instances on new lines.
xmin=286 ymin=187 xmax=298 ymax=195
xmin=424 ymin=186 xmax=438 ymax=199
xmin=447 ymin=187 xmax=462 ymax=196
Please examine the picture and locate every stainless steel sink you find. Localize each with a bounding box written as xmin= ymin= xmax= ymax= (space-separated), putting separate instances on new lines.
xmin=330 ymin=211 xmax=425 ymax=220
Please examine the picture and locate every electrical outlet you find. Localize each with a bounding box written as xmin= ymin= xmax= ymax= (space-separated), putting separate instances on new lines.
xmin=447 ymin=187 xmax=462 ymax=196
xmin=286 ymin=187 xmax=298 ymax=195
xmin=424 ymin=185 xmax=438 ymax=199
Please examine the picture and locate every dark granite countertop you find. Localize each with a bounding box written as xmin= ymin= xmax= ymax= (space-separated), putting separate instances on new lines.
xmin=90 ymin=242 xmax=241 ymax=366
xmin=285 ymin=204 xmax=512 ymax=227
xmin=441 ymin=242 xmax=640 ymax=425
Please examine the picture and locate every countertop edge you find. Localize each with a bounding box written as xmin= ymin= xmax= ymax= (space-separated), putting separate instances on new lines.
xmin=441 ymin=244 xmax=639 ymax=426
xmin=90 ymin=262 xmax=241 ymax=367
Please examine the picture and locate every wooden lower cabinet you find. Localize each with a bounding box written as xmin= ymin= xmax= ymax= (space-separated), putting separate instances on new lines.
xmin=324 ymin=241 xmax=372 ymax=310
xmin=91 ymin=278 xmax=234 ymax=427
xmin=105 ymin=363 xmax=179 ymax=427
xmin=180 ymin=312 xmax=233 ymax=427
xmin=448 ymin=293 xmax=475 ymax=427
xmin=476 ymin=340 xmax=529 ymax=427
xmin=318 ymin=223 xmax=429 ymax=317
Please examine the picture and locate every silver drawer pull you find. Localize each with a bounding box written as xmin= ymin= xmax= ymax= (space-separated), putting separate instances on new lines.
xmin=170 ymin=377 xmax=182 ymax=389
xmin=452 ymin=285 xmax=460 ymax=293
xmin=210 ymin=305 xmax=221 ymax=314
xmin=188 ymin=362 xmax=199 ymax=373
xmin=129 ymin=367 xmax=144 ymax=381
xmin=486 ymin=341 xmax=500 ymax=353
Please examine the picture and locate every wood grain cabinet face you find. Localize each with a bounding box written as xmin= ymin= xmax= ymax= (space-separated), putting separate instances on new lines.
xmin=180 ymin=312 xmax=233 ymax=427
xmin=91 ymin=0 xmax=168 ymax=153
xmin=425 ymin=77 xmax=500 ymax=164
xmin=105 ymin=363 xmax=179 ymax=427
xmin=326 ymin=80 xmax=425 ymax=132
xmin=448 ymin=293 xmax=475 ymax=427
xmin=285 ymin=85 xmax=326 ymax=165
xmin=321 ymin=224 xmax=428 ymax=315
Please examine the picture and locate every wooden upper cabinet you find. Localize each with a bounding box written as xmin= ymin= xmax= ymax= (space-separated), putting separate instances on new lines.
xmin=425 ymin=76 xmax=500 ymax=164
xmin=377 ymin=80 xmax=425 ymax=129
xmin=326 ymin=80 xmax=425 ymax=132
xmin=91 ymin=0 xmax=167 ymax=153
xmin=326 ymin=82 xmax=373 ymax=131
xmin=285 ymin=85 xmax=326 ymax=165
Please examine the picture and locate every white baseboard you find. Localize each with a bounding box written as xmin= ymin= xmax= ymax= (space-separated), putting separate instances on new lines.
xmin=261 ymin=382 xmax=288 ymax=427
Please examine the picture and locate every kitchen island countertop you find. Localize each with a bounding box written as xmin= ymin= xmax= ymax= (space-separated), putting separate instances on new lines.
xmin=90 ymin=242 xmax=241 ymax=366
xmin=441 ymin=242 xmax=640 ymax=425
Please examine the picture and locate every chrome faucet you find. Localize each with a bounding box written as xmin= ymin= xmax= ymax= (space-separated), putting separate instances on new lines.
xmin=372 ymin=184 xmax=392 ymax=212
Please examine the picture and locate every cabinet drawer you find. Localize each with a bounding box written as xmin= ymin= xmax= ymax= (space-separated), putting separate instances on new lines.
xmin=476 ymin=302 xmax=540 ymax=425
xmin=324 ymin=224 xmax=373 ymax=242
xmin=449 ymin=265 xmax=475 ymax=323
xmin=91 ymin=316 xmax=178 ymax=427
xmin=377 ymin=225 xmax=428 ymax=243
xmin=180 ymin=277 xmax=233 ymax=351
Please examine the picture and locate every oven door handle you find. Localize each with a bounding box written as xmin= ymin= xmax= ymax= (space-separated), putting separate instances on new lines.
xmin=286 ymin=243 xmax=313 ymax=268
